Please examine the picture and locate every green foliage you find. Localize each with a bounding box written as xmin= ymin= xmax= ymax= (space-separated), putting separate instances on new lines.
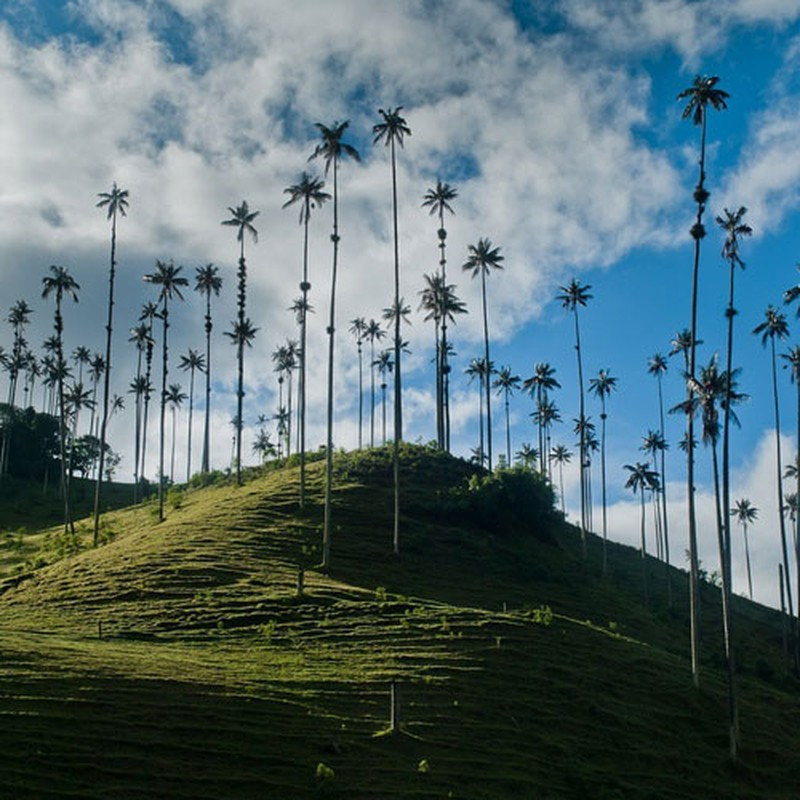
xmin=526 ymin=605 xmax=554 ymax=626
xmin=456 ymin=466 xmax=557 ymax=538
xmin=167 ymin=487 xmax=184 ymax=510
xmin=0 ymin=404 xmax=59 ymax=481
xmin=315 ymin=762 xmax=335 ymax=781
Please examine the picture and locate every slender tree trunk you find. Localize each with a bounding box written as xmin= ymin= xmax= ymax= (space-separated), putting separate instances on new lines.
xmin=743 ymin=523 xmax=753 ymax=599
xmin=640 ymin=492 xmax=649 ymax=604
xmin=235 ymin=242 xmax=246 ymax=486
xmin=186 ymin=368 xmax=194 ymax=483
xmin=390 ymin=137 xmax=402 ymax=556
xmin=141 ymin=336 xmax=154 ymax=495
xmin=322 ymin=159 xmax=340 ymax=571
xmin=481 ymin=270 xmax=493 ymax=472
xmin=299 ymin=214 xmax=310 ymax=506
xmin=769 ymin=336 xmax=797 ymax=669
xmin=357 ymin=340 xmax=363 ymax=449
xmin=600 ymin=406 xmax=608 ymax=576
xmin=573 ymin=309 xmax=587 ymax=559
xmin=158 ymin=299 xmax=169 ymax=522
xmin=369 ymin=339 xmax=376 ymax=448
xmin=202 ymin=295 xmax=212 ymax=474
xmin=93 ymin=211 xmax=117 ymax=546
xmin=504 ymin=391 xmax=511 ymax=466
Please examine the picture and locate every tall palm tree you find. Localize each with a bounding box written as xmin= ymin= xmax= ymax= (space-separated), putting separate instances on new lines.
xmin=782 ymin=341 xmax=800 ymax=627
xmin=42 ymin=265 xmax=79 ymax=534
xmin=647 ymin=352 xmax=672 ymax=601
xmin=588 ymin=368 xmax=617 ymax=575
xmin=364 ymin=319 xmax=386 ymax=447
xmin=754 ymin=306 xmax=796 ymax=672
xmin=194 ymin=264 xmax=222 ymax=475
xmin=310 ymin=120 xmax=361 ymax=571
xmin=678 ymin=74 xmax=729 ymax=691
xmin=463 ymin=238 xmax=504 ymax=472
xmin=717 ymin=205 xmax=752 ymax=627
xmin=72 ymin=345 xmax=91 ymax=387
xmin=65 ymin=380 xmax=95 ymax=487
xmin=224 ymin=317 xmax=259 ymax=468
xmin=138 ymin=301 xmax=159 ymax=491
xmin=374 ymin=106 xmax=412 ymax=556
xmin=550 ymin=444 xmax=572 ymax=516
xmin=641 ymin=428 xmax=668 ymax=561
xmin=731 ymin=498 xmax=758 ymax=600
xmin=493 ymin=366 xmax=520 ymax=467
xmin=283 ymin=172 xmax=329 ymax=505
xmin=165 ymin=383 xmax=187 ymax=484
xmin=624 ymin=461 xmax=660 ymax=604
xmin=374 ymin=349 xmax=393 ymax=445
xmin=533 ymin=398 xmax=562 ymax=482
xmin=178 ymin=349 xmax=205 ymax=482
xmin=349 ymin=317 xmax=368 ymax=449
xmin=1 ymin=300 xmax=33 ymax=477
xmin=93 ymin=182 xmax=129 ymax=544
xmin=422 ymin=180 xmax=458 ymax=448
xmin=557 ymin=279 xmax=592 ymax=558
xmin=523 ymin=363 xmax=560 ymax=479
xmin=222 ymin=202 xmax=259 ymax=486
xmin=129 ymin=324 xmax=150 ymax=499
xmin=144 ymin=260 xmax=188 ymax=522
xmin=465 ymin=357 xmax=493 ymax=467
xmin=515 ymin=442 xmax=538 ymax=470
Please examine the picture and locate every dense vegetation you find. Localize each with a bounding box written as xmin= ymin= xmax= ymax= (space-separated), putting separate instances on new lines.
xmin=1 ymin=446 xmax=797 ymax=799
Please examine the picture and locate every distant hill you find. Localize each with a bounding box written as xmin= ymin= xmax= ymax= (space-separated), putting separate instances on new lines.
xmin=0 ymin=444 xmax=797 ymax=799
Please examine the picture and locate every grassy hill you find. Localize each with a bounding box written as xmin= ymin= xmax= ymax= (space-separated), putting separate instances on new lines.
xmin=0 ymin=445 xmax=798 ymax=799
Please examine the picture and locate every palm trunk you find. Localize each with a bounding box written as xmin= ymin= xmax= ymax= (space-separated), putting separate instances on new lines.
xmin=390 ymin=137 xmax=402 ymax=556
xmin=322 ymin=158 xmax=339 ymax=571
xmin=743 ymin=522 xmax=753 ymax=599
xmin=640 ymin=491 xmax=649 ymax=604
xmin=504 ymin=390 xmax=511 ymax=466
xmin=481 ymin=270 xmax=493 ymax=472
xmin=600 ymin=405 xmax=608 ymax=576
xmin=186 ymin=368 xmax=194 ymax=482
xmin=141 ymin=336 xmax=154 ymax=494
xmin=770 ymin=336 xmax=797 ymax=667
xmin=369 ymin=339 xmax=376 ymax=448
xmin=93 ymin=210 xmax=117 ymax=546
xmin=299 ymin=214 xmax=309 ymax=505
xmin=357 ymin=339 xmax=363 ymax=450
xmin=235 ymin=242 xmax=246 ymax=486
xmin=201 ymin=294 xmax=212 ymax=474
xmin=573 ymin=308 xmax=587 ymax=558
xmin=158 ymin=299 xmax=169 ymax=522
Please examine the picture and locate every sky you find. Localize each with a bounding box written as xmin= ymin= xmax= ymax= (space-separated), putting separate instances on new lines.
xmin=2 ymin=0 xmax=800 ymax=610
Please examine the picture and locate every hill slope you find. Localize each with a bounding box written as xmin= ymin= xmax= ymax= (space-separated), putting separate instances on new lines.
xmin=0 ymin=446 xmax=798 ymax=799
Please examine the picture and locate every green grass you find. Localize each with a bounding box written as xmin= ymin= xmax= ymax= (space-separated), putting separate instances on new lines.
xmin=0 ymin=446 xmax=798 ymax=798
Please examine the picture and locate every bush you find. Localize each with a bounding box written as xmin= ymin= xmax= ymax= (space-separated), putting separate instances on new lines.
xmin=454 ymin=466 xmax=557 ymax=539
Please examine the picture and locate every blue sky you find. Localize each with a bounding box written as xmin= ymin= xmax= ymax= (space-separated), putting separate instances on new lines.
xmin=2 ymin=0 xmax=800 ymax=608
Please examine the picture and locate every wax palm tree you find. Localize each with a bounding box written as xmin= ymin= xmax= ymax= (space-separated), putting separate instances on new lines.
xmin=515 ymin=442 xmax=538 ymax=471
xmin=641 ymin=429 xmax=668 ymax=561
xmin=717 ymin=205 xmax=752 ymax=626
xmin=365 ymin=319 xmax=386 ymax=447
xmin=754 ymin=307 xmax=794 ymax=660
xmin=252 ymin=428 xmax=276 ymax=464
xmin=86 ymin=353 xmax=105 ymax=439
xmin=128 ymin=323 xmax=150 ymax=498
xmin=72 ymin=345 xmax=91 ymax=387
xmin=222 ymin=201 xmax=259 ymax=486
xmin=557 ymin=279 xmax=592 ymax=557
xmin=463 ymin=239 xmax=504 ymax=471
xmin=523 ymin=363 xmax=561 ymax=478
xmin=493 ymin=366 xmax=520 ymax=467
xmin=93 ymin=182 xmax=129 ymax=543
xmin=283 ymin=172 xmax=329 ymax=504
xmin=374 ymin=106 xmax=412 ymax=555
xmin=194 ymin=264 xmax=222 ymax=475
xmin=1 ymin=300 xmax=33 ymax=476
xmin=374 ymin=349 xmax=393 ymax=445
xmin=731 ymin=498 xmax=758 ymax=600
xmin=647 ymin=352 xmax=672 ymax=600
xmin=144 ymin=260 xmax=188 ymax=522
xmin=65 ymin=380 xmax=95 ymax=486
xmin=550 ymin=444 xmax=572 ymax=516
xmin=624 ymin=461 xmax=660 ymax=604
xmin=165 ymin=383 xmax=187 ymax=484
xmin=782 ymin=310 xmax=800 ymax=631
xmin=179 ymin=349 xmax=205 ymax=482
xmin=138 ymin=301 xmax=159 ymax=491
xmin=310 ymin=120 xmax=361 ymax=571
xmin=466 ymin=357 xmax=493 ymax=467
xmin=42 ymin=265 xmax=79 ymax=534
xmin=225 ymin=317 xmax=259 ymax=468
xmin=677 ymin=74 xmax=729 ymax=691
xmin=422 ymin=180 xmax=458 ymax=446
xmin=532 ymin=398 xmax=561 ymax=482
xmin=589 ymin=368 xmax=618 ymax=576
xmin=350 ymin=317 xmax=368 ymax=449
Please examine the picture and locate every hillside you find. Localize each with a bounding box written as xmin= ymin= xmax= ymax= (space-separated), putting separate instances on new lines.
xmin=0 ymin=445 xmax=798 ymax=799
